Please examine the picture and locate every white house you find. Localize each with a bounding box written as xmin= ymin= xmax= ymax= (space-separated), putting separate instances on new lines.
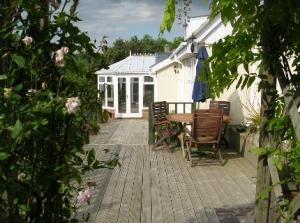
xmin=151 ymin=15 xmax=261 ymax=125
xmin=96 ymin=53 xmax=169 ymax=118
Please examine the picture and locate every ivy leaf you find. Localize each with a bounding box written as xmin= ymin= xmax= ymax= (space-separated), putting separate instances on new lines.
xmin=0 ymin=152 xmax=10 ymax=160
xmin=12 ymin=55 xmax=25 ymax=68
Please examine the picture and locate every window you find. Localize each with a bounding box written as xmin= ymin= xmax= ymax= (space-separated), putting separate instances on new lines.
xmin=98 ymin=76 xmax=105 ymax=82
xmin=143 ymin=75 xmax=154 ymax=107
xmin=143 ymin=85 xmax=154 ymax=107
xmin=107 ymin=76 xmax=112 ymax=82
xmin=144 ymin=76 xmax=154 ymax=82
xmin=98 ymin=84 xmax=105 ymax=99
xmin=106 ymin=84 xmax=114 ymax=107
xmin=98 ymin=76 xmax=114 ymax=108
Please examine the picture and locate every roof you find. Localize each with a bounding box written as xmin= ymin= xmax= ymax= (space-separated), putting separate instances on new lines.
xmin=184 ymin=16 xmax=209 ymax=40
xmin=152 ymin=16 xmax=224 ymax=73
xmin=96 ymin=53 xmax=170 ymax=75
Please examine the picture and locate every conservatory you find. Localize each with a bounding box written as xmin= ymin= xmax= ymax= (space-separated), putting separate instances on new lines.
xmin=96 ymin=53 xmax=169 ymax=118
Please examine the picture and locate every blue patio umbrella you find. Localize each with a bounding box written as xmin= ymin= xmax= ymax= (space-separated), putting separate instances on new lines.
xmin=192 ymin=46 xmax=209 ymax=102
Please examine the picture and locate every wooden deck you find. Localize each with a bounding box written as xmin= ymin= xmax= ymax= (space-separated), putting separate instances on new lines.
xmin=82 ymin=119 xmax=256 ymax=223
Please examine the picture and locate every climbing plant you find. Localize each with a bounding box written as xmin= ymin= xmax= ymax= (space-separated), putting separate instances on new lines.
xmin=0 ymin=0 xmax=115 ymax=222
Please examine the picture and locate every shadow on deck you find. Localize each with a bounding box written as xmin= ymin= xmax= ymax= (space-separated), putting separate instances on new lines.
xmin=81 ymin=119 xmax=256 ymax=223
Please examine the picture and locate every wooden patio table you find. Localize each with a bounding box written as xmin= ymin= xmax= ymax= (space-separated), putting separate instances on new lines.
xmin=166 ymin=113 xmax=230 ymax=157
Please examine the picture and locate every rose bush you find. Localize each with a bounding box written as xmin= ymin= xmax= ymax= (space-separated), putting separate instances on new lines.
xmin=0 ymin=0 xmax=111 ymax=222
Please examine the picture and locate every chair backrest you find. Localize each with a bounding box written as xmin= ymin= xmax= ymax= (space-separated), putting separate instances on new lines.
xmin=152 ymin=101 xmax=169 ymax=124
xmin=209 ymin=100 xmax=230 ymax=116
xmin=192 ymin=109 xmax=223 ymax=143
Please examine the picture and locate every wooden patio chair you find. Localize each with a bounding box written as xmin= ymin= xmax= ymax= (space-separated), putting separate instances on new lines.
xmin=209 ymin=100 xmax=230 ymax=147
xmin=185 ymin=109 xmax=224 ymax=166
xmin=152 ymin=101 xmax=179 ymax=151
xmin=209 ymin=100 xmax=230 ymax=116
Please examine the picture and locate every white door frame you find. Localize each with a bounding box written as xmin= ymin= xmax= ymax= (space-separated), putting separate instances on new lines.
xmin=115 ymin=76 xmax=143 ymax=118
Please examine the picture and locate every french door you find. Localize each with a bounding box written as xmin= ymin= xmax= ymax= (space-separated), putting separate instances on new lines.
xmin=115 ymin=76 xmax=142 ymax=118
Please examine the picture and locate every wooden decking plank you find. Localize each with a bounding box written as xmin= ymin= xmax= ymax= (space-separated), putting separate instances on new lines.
xmin=195 ymin=163 xmax=223 ymax=208
xmin=223 ymin=159 xmax=256 ymax=204
xmin=234 ymin=157 xmax=257 ymax=183
xmin=116 ymin=146 xmax=139 ymax=223
xmin=183 ymin=158 xmax=221 ymax=223
xmin=150 ymin=149 xmax=163 ymax=222
xmin=156 ymin=150 xmax=176 ymax=223
xmin=174 ymin=152 xmax=210 ymax=223
xmin=206 ymin=164 xmax=237 ymax=207
xmin=213 ymin=162 xmax=249 ymax=206
xmin=141 ymin=146 xmax=152 ymax=223
xmin=230 ymin=155 xmax=256 ymax=176
xmin=94 ymin=147 xmax=128 ymax=222
xmin=168 ymin=152 xmax=199 ymax=222
xmin=162 ymin=151 xmax=187 ymax=223
xmin=128 ymin=146 xmax=144 ymax=223
xmin=103 ymin=146 xmax=134 ymax=223
xmin=92 ymin=120 xmax=256 ymax=223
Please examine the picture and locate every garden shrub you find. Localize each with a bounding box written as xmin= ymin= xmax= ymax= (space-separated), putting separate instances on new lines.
xmin=0 ymin=0 xmax=111 ymax=222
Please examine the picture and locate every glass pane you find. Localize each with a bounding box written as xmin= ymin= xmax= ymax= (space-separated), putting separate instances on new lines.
xmin=99 ymin=84 xmax=105 ymax=99
xmin=130 ymin=77 xmax=139 ymax=113
xmin=98 ymin=76 xmax=105 ymax=82
xmin=107 ymin=76 xmax=112 ymax=82
xmin=143 ymin=84 xmax=154 ymax=107
xmin=118 ymin=78 xmax=126 ymax=113
xmin=107 ymin=84 xmax=114 ymax=107
xmin=144 ymin=76 xmax=153 ymax=82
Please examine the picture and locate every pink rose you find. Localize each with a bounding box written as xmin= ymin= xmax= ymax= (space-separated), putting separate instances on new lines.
xmin=54 ymin=47 xmax=69 ymax=67
xmin=77 ymin=188 xmax=92 ymax=205
xmin=62 ymin=47 xmax=69 ymax=54
xmin=65 ymin=97 xmax=80 ymax=114
xmin=22 ymin=36 xmax=33 ymax=46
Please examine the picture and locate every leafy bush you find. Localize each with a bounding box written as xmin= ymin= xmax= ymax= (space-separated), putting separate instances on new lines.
xmin=0 ymin=1 xmax=110 ymax=222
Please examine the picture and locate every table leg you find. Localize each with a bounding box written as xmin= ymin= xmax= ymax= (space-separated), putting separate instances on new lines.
xmin=177 ymin=132 xmax=186 ymax=158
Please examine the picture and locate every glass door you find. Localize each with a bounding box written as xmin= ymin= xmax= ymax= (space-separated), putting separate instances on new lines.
xmin=116 ymin=76 xmax=142 ymax=118
xmin=130 ymin=77 xmax=139 ymax=113
xmin=118 ymin=77 xmax=126 ymax=114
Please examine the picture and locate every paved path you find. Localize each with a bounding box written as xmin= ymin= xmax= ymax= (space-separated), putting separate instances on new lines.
xmin=81 ymin=119 xmax=256 ymax=223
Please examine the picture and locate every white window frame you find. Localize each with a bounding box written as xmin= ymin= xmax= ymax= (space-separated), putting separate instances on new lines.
xmin=97 ymin=75 xmax=114 ymax=109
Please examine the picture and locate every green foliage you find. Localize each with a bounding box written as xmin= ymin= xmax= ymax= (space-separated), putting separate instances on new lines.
xmin=288 ymin=143 xmax=300 ymax=184
xmin=161 ymin=0 xmax=300 ymax=219
xmin=0 ymin=1 xmax=114 ymax=222
xmin=160 ymin=0 xmax=176 ymax=32
xmin=104 ymin=35 xmax=183 ymax=65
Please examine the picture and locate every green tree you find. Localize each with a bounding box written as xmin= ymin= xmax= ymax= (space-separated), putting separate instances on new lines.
xmin=161 ymin=0 xmax=300 ymax=221
xmin=104 ymin=35 xmax=183 ymax=65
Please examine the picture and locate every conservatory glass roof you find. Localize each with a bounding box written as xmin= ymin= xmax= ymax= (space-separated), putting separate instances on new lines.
xmin=96 ymin=53 xmax=170 ymax=75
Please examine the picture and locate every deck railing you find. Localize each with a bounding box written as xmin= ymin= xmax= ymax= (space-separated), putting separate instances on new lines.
xmin=148 ymin=102 xmax=195 ymax=145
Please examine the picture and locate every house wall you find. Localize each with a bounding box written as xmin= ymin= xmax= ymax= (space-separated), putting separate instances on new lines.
xmin=195 ymin=57 xmax=261 ymax=125
xmin=155 ymin=65 xmax=179 ymax=102
xmin=190 ymin=20 xmax=261 ymax=125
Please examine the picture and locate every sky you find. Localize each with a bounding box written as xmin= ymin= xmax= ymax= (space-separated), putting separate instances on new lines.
xmin=77 ymin=0 xmax=210 ymax=44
